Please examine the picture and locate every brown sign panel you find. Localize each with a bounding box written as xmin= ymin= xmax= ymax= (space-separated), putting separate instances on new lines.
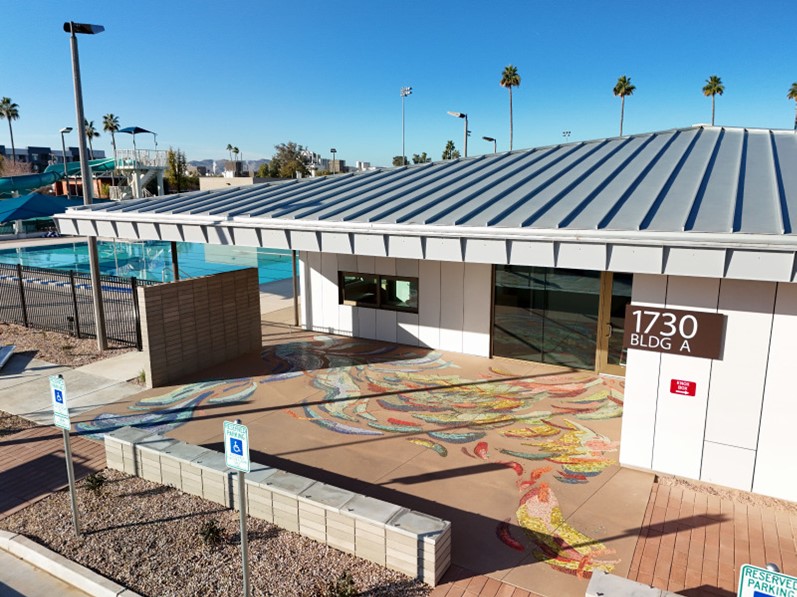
xmin=622 ymin=305 xmax=726 ymax=359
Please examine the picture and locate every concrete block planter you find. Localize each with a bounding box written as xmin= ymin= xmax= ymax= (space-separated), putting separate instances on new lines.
xmin=297 ymin=483 xmax=356 ymax=544
xmin=188 ymin=450 xmax=233 ymax=507
xmin=385 ymin=509 xmax=451 ymax=585
xmin=343 ymin=494 xmax=406 ymax=567
xmin=159 ymin=442 xmax=211 ymax=492
xmin=134 ymin=434 xmax=180 ymax=484
xmin=103 ymin=427 xmax=156 ymax=476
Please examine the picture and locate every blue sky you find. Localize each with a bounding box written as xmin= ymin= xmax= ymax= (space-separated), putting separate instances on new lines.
xmin=4 ymin=0 xmax=796 ymax=167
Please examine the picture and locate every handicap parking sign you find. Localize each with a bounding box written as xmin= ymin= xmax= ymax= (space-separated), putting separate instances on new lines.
xmin=54 ymin=389 xmax=64 ymax=404
xmin=49 ymin=375 xmax=70 ymax=430
xmin=224 ymin=421 xmax=250 ymax=473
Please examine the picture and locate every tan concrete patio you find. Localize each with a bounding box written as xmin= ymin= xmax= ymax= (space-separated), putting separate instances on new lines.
xmin=71 ymin=319 xmax=653 ymax=597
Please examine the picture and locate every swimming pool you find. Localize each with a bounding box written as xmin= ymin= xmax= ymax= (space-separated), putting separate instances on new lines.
xmin=0 ymin=240 xmax=294 ymax=285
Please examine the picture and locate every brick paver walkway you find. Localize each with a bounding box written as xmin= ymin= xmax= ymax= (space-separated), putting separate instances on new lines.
xmin=628 ymin=482 xmax=797 ymax=596
xmin=0 ymin=426 xmax=105 ymax=520
xmin=430 ymin=565 xmax=541 ymax=597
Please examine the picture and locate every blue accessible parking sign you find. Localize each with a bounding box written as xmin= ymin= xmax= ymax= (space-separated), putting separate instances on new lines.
xmin=738 ymin=564 xmax=797 ymax=597
xmin=224 ymin=421 xmax=250 ymax=473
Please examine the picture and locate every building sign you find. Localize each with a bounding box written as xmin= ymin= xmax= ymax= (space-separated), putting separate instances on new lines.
xmin=738 ymin=564 xmax=797 ymax=597
xmin=670 ymin=379 xmax=697 ymax=396
xmin=623 ymin=305 xmax=725 ymax=359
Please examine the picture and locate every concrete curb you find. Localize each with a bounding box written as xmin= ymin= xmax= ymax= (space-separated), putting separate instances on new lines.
xmin=0 ymin=529 xmax=141 ymax=597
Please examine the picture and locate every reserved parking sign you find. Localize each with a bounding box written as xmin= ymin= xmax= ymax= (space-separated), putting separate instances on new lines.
xmin=224 ymin=421 xmax=250 ymax=473
xmin=50 ymin=375 xmax=70 ymax=430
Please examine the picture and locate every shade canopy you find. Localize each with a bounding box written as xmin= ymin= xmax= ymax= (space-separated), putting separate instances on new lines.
xmin=0 ymin=193 xmax=85 ymax=223
xmin=118 ymin=126 xmax=153 ymax=135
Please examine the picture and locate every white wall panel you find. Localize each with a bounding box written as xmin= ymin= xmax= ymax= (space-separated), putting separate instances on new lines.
xmin=116 ymin=221 xmax=137 ymax=239
xmin=462 ymin=263 xmax=492 ymax=357
xmin=396 ymin=312 xmax=420 ymax=346
xmin=608 ymin=245 xmax=664 ymax=274
xmin=438 ymin=262 xmax=465 ymax=352
xmin=230 ymin=227 xmax=259 ymax=247
xmin=425 ymin=237 xmax=463 ymax=262
xmin=395 ymin=259 xmax=419 ymax=278
xmin=354 ymin=234 xmax=388 ymax=257
xmin=509 ymin=241 xmax=555 ymax=267
xmin=356 ymin=306 xmax=377 ymax=340
xmin=338 ymin=305 xmax=354 ymax=335
xmin=321 ymin=232 xmax=353 ymax=254
xmin=261 ymin=229 xmax=290 ymax=249
xmin=299 ymin=252 xmax=310 ymax=328
xmin=664 ymin=247 xmax=725 ymax=278
xmin=753 ymin=282 xmax=797 ymax=501
xmin=374 ymin=257 xmax=396 ymax=276
xmin=387 ymin=236 xmax=423 ymax=259
xmin=320 ymin=253 xmax=340 ymax=334
xmin=376 ymin=310 xmax=398 ymax=343
xmin=725 ymin=250 xmax=793 ymax=282
xmin=701 ymin=442 xmax=755 ymax=491
xmin=650 ymin=276 xmax=719 ymax=480
xmin=291 ymin=230 xmax=321 ymax=252
xmin=307 ymin=252 xmax=324 ymax=331
xmin=357 ymin=255 xmax=376 ymax=274
xmin=464 ymin=239 xmax=507 ymax=264
xmin=418 ymin=260 xmax=441 ymax=348
xmin=337 ymin=253 xmax=358 ymax=273
xmin=704 ymin=280 xmax=776 ymax=450
xmin=619 ymin=274 xmax=667 ymax=470
xmin=95 ymin=220 xmax=116 ymax=237
xmin=159 ymin=223 xmax=182 ymax=242
xmin=556 ymin=243 xmax=606 ymax=270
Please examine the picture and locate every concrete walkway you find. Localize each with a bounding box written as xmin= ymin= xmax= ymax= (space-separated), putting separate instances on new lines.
xmin=0 ymin=549 xmax=88 ymax=597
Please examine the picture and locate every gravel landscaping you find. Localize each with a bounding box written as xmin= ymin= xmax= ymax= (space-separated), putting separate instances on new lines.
xmin=0 ymin=409 xmax=39 ymax=437
xmin=0 ymin=322 xmax=133 ymax=368
xmin=1 ymin=469 xmax=431 ymax=597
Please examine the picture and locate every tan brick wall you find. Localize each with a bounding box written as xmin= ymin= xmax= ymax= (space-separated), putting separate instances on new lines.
xmin=138 ymin=268 xmax=261 ymax=387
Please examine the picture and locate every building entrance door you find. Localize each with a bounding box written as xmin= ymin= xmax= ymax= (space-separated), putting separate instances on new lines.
xmin=595 ymin=272 xmax=633 ymax=375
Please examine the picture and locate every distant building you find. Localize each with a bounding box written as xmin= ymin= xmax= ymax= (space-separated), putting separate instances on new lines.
xmin=0 ymin=145 xmax=105 ymax=173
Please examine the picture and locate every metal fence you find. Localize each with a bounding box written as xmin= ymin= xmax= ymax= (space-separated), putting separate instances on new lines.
xmin=0 ymin=263 xmax=155 ymax=348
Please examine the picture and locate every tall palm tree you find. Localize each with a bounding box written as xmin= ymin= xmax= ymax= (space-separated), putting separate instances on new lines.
xmin=788 ymin=82 xmax=797 ymax=131
xmin=103 ymin=114 xmax=120 ymax=185
xmin=84 ymin=120 xmax=100 ymax=159
xmin=613 ymin=75 xmax=636 ymax=137
xmin=226 ymin=143 xmax=233 ymax=163
xmin=702 ymin=75 xmax=725 ymax=126
xmin=0 ymin=97 xmax=20 ymax=163
xmin=500 ymin=65 xmax=521 ymax=151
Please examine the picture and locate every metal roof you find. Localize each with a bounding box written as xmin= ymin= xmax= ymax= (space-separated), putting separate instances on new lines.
xmin=63 ymin=125 xmax=797 ymax=236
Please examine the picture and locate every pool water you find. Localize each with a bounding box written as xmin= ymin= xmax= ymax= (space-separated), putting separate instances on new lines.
xmin=0 ymin=240 xmax=294 ymax=285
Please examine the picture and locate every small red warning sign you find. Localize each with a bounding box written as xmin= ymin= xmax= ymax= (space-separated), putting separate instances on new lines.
xmin=670 ymin=379 xmax=696 ymax=396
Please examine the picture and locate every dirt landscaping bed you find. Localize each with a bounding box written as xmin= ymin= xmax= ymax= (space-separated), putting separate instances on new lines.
xmin=0 ymin=409 xmax=38 ymax=438
xmin=1 ymin=469 xmax=430 ymax=597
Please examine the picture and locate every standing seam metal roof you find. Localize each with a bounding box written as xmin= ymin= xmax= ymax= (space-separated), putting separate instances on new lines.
xmin=72 ymin=126 xmax=797 ymax=236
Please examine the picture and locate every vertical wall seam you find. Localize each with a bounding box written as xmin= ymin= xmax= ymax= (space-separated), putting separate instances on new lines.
xmin=750 ymin=282 xmax=779 ymax=493
xmin=650 ymin=274 xmax=669 ymax=469
xmin=697 ymin=278 xmax=723 ymax=481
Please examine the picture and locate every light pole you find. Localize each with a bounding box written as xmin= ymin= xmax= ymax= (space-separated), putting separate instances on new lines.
xmin=562 ymin=130 xmax=571 ymax=143
xmin=330 ymin=148 xmax=337 ymax=173
xmin=400 ymin=86 xmax=412 ymax=166
xmin=447 ymin=111 xmax=468 ymax=157
xmin=64 ymin=20 xmax=107 ymax=351
xmin=60 ymin=127 xmax=73 ymax=199
xmin=482 ymin=136 xmax=497 ymax=154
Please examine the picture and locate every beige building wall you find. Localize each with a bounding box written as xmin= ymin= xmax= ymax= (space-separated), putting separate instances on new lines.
xmin=138 ymin=268 xmax=261 ymax=387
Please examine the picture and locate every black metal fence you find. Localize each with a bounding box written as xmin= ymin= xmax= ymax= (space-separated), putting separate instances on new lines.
xmin=0 ymin=263 xmax=155 ymax=349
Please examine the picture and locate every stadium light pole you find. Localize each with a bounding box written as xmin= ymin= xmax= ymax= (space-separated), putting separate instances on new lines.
xmin=330 ymin=148 xmax=337 ymax=173
xmin=447 ymin=111 xmax=468 ymax=157
xmin=60 ymin=127 xmax=73 ymax=199
xmin=64 ymin=20 xmax=107 ymax=351
xmin=400 ymin=86 xmax=412 ymax=165
xmin=482 ymin=136 xmax=497 ymax=154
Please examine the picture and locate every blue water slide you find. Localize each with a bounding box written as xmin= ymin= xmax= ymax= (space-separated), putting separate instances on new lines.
xmin=0 ymin=158 xmax=116 ymax=195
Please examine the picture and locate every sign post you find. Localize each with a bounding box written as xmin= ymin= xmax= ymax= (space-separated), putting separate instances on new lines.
xmin=224 ymin=419 xmax=251 ymax=597
xmin=738 ymin=563 xmax=797 ymax=597
xmin=50 ymin=374 xmax=80 ymax=536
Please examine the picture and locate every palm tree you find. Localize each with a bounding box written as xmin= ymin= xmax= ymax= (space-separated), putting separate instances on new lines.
xmin=84 ymin=120 xmax=100 ymax=159
xmin=233 ymin=147 xmax=240 ymax=166
xmin=226 ymin=143 xmax=233 ymax=162
xmin=788 ymin=82 xmax=797 ymax=131
xmin=500 ymin=65 xmax=521 ymax=151
xmin=613 ymin=75 xmax=636 ymax=137
xmin=103 ymin=114 xmax=120 ymax=185
xmin=0 ymin=97 xmax=20 ymax=163
xmin=702 ymin=75 xmax=725 ymax=126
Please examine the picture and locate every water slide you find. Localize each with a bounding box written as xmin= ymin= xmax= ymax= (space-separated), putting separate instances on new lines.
xmin=0 ymin=158 xmax=116 ymax=196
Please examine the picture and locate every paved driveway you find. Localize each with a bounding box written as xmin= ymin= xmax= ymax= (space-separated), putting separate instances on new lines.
xmin=74 ymin=332 xmax=652 ymax=596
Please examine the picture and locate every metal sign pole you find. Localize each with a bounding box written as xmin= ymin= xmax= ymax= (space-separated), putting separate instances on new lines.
xmin=225 ymin=418 xmax=251 ymax=597
xmin=62 ymin=427 xmax=81 ymax=536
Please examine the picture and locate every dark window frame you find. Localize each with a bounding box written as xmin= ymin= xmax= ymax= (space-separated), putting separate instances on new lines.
xmin=338 ymin=271 xmax=419 ymax=313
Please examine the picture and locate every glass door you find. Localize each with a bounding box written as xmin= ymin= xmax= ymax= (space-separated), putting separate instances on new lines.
xmin=596 ymin=272 xmax=633 ymax=375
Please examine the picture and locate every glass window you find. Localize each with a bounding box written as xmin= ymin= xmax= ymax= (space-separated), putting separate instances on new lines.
xmin=340 ymin=273 xmax=378 ymax=306
xmin=380 ymin=276 xmax=418 ymax=312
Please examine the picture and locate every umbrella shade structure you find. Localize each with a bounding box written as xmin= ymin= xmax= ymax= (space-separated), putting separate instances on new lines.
xmin=0 ymin=193 xmax=85 ymax=223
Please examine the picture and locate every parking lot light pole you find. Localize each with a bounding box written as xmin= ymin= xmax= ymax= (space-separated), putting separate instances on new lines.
xmin=59 ymin=127 xmax=73 ymax=199
xmin=447 ymin=111 xmax=468 ymax=157
xmin=482 ymin=136 xmax=497 ymax=154
xmin=64 ymin=20 xmax=107 ymax=350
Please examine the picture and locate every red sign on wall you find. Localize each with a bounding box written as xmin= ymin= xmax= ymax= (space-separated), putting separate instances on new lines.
xmin=670 ymin=379 xmax=696 ymax=396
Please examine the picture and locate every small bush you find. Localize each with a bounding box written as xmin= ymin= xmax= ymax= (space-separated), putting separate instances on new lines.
xmin=325 ymin=571 xmax=358 ymax=597
xmin=84 ymin=472 xmax=107 ymax=496
xmin=199 ymin=519 xmax=225 ymax=548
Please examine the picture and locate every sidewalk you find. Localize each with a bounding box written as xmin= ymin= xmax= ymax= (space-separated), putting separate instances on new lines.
xmin=0 ymin=549 xmax=89 ymax=596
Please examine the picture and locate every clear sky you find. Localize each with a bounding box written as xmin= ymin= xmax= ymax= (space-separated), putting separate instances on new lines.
xmin=3 ymin=0 xmax=795 ymax=168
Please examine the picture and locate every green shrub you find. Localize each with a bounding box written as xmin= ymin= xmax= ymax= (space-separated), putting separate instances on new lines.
xmin=199 ymin=519 xmax=225 ymax=548
xmin=84 ymin=472 xmax=106 ymax=496
xmin=325 ymin=571 xmax=358 ymax=597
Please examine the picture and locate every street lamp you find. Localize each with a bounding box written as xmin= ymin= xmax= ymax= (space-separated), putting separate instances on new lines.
xmin=562 ymin=130 xmax=571 ymax=142
xmin=59 ymin=127 xmax=73 ymax=199
xmin=64 ymin=20 xmax=107 ymax=351
xmin=482 ymin=136 xmax=497 ymax=154
xmin=330 ymin=148 xmax=337 ymax=173
xmin=447 ymin=111 xmax=468 ymax=157
xmin=400 ymin=86 xmax=412 ymax=165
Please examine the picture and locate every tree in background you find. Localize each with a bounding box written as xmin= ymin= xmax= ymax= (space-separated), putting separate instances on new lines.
xmin=165 ymin=147 xmax=198 ymax=192
xmin=500 ymin=65 xmax=521 ymax=151
xmin=442 ymin=140 xmax=461 ymax=160
xmin=702 ymin=75 xmax=724 ymax=126
xmin=412 ymin=152 xmax=431 ymax=164
xmin=103 ymin=113 xmax=120 ymax=185
xmin=787 ymin=82 xmax=797 ymax=131
xmin=613 ymin=75 xmax=636 ymax=137
xmin=84 ymin=120 xmax=100 ymax=159
xmin=226 ymin=143 xmax=233 ymax=163
xmin=392 ymin=156 xmax=408 ymax=167
xmin=266 ymin=141 xmax=311 ymax=178
xmin=0 ymin=97 xmax=20 ymax=163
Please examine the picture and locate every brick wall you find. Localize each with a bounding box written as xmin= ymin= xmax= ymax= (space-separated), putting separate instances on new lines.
xmin=138 ymin=268 xmax=261 ymax=387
